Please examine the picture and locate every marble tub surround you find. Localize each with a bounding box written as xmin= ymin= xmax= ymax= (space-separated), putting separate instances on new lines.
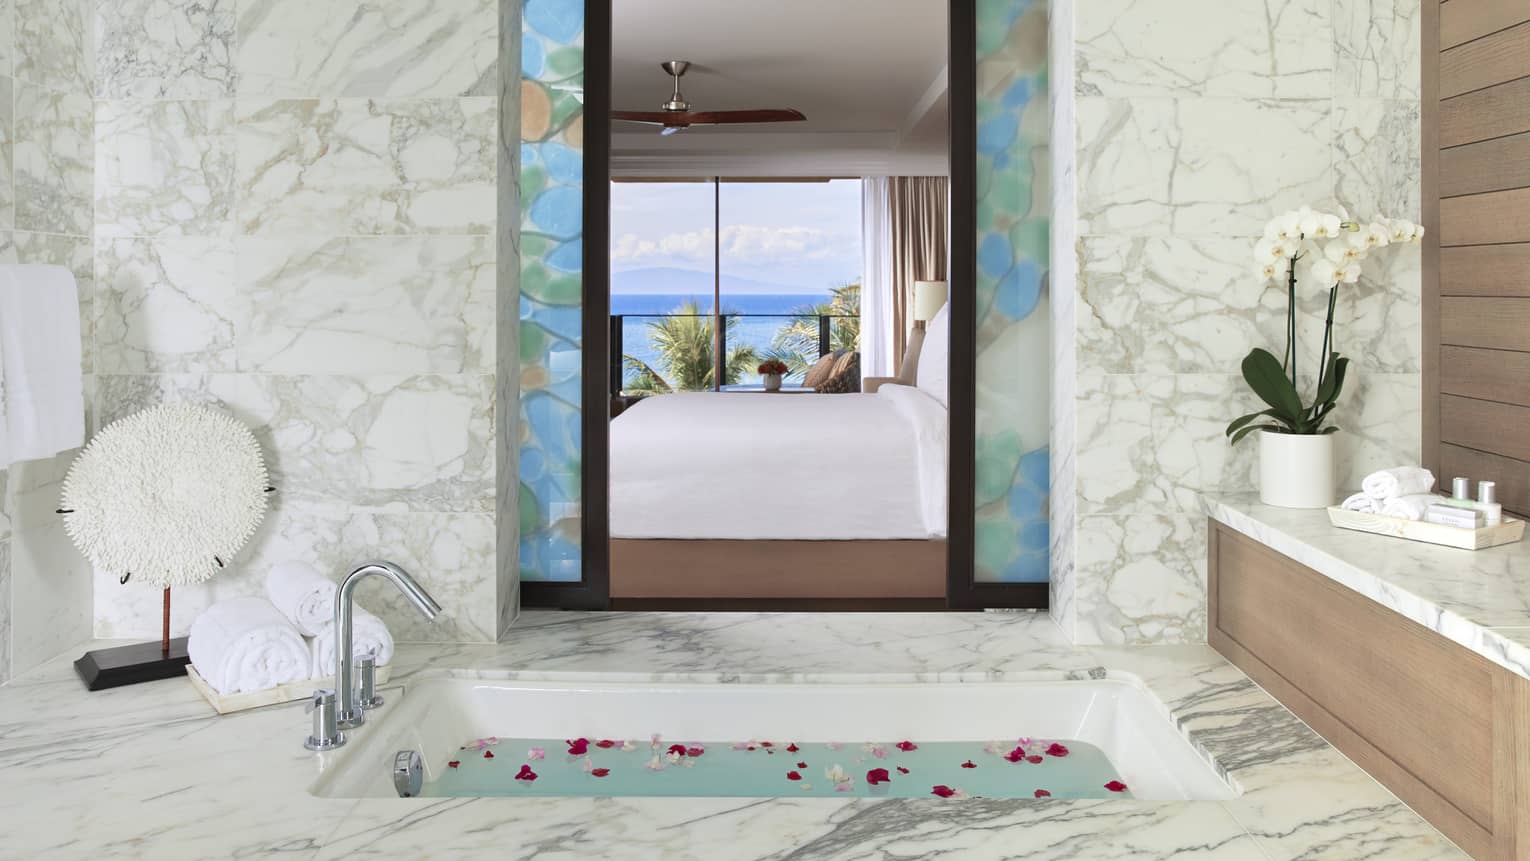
xmin=1064 ymin=0 xmax=1423 ymax=644
xmin=1203 ymin=492 xmax=1530 ymax=680
xmin=0 ymin=612 xmax=1461 ymax=860
xmin=88 ymin=0 xmax=508 ymax=642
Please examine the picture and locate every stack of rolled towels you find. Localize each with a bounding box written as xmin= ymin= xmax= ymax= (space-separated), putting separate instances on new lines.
xmin=1341 ymin=466 xmax=1438 ymax=521
xmin=187 ymin=561 xmax=395 ymax=696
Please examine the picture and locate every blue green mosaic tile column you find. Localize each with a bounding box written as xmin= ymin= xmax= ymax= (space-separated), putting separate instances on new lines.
xmin=974 ymin=0 xmax=1050 ymax=583
xmin=519 ymin=0 xmax=585 ymax=582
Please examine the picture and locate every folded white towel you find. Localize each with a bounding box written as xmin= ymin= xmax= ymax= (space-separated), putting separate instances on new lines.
xmin=265 ymin=561 xmax=337 ymax=637
xmin=1341 ymin=492 xmax=1380 ymax=513
xmin=0 ymin=265 xmax=84 ymax=466
xmin=187 ymin=597 xmax=311 ymax=695
xmin=1382 ymin=493 xmax=1440 ymax=522
xmin=311 ymin=607 xmax=394 ymax=679
xmin=1362 ymin=467 xmax=1435 ymax=501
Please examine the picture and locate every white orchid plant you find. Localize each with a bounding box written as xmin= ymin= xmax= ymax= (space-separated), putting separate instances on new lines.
xmin=1227 ymin=206 xmax=1423 ymax=445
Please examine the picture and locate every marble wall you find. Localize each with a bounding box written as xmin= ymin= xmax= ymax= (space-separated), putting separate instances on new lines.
xmin=89 ymin=0 xmax=506 ymax=643
xmin=0 ymin=0 xmax=96 ymax=682
xmin=1064 ymin=0 xmax=1422 ymax=643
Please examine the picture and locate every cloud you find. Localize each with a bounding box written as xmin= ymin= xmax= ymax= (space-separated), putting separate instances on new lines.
xmin=611 ymin=225 xmax=857 ymax=267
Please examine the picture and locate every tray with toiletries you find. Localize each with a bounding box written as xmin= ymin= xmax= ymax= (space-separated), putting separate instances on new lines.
xmin=186 ymin=663 xmax=392 ymax=715
xmin=1327 ymin=506 xmax=1524 ymax=550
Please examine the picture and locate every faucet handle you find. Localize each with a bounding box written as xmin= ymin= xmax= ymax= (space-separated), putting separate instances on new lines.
xmin=304 ymin=688 xmax=346 ymax=752
xmin=356 ymin=654 xmax=384 ymax=711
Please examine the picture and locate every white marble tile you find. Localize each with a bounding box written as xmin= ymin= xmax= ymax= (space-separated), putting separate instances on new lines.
xmin=14 ymin=0 xmax=87 ymax=93
xmin=0 ymin=468 xmax=10 ymax=541
xmin=94 ymin=505 xmax=497 ymax=642
xmin=0 ymin=539 xmax=10 ymax=683
xmin=1334 ymin=0 xmax=1422 ymax=99
xmin=8 ymin=230 xmax=93 ymax=373
xmin=235 ymin=234 xmax=494 ymax=374
xmin=0 ymin=2 xmax=14 ymax=84
xmin=13 ymin=81 xmax=92 ymax=235
xmin=235 ymin=97 xmax=496 ymax=236
xmin=5 ymin=450 xmax=92 ymax=675
xmin=1332 ymin=371 xmax=1421 ymax=489
xmin=94 ymin=236 xmax=237 ymax=373
xmin=1299 ymin=247 xmax=1421 ymax=375
xmin=94 ymin=0 xmax=235 ymax=98
xmin=1077 ymin=374 xmax=1260 ymax=515
xmin=94 ymin=373 xmax=496 ymax=512
xmin=1076 ymin=97 xmax=1332 ymax=237
xmin=1076 ymin=0 xmax=1332 ymax=99
xmin=495 ymin=12 xmax=521 ymax=635
xmin=1050 ymin=0 xmax=1078 ymax=630
xmin=1075 ymin=514 xmax=1208 ymax=645
xmin=0 ymin=76 xmax=12 ymax=230
xmin=95 ymin=98 xmax=236 ymax=238
xmin=236 ymin=0 xmax=496 ymax=98
xmin=1334 ymin=98 xmax=1422 ymax=222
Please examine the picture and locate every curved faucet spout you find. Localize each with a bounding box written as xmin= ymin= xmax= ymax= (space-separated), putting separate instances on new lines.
xmin=334 ymin=560 xmax=441 ymax=728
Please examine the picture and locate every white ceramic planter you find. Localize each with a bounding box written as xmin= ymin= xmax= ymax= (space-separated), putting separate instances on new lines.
xmin=1258 ymin=430 xmax=1336 ymax=508
xmin=763 ymin=373 xmax=782 ymax=392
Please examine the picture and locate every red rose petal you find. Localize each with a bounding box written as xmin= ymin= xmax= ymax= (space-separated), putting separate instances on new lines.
xmin=483 ymin=750 xmax=495 ymax=759
xmin=667 ymin=744 xmax=687 ymax=756
xmin=1003 ymin=748 xmax=1024 ymax=763
xmin=515 ymin=765 xmax=538 ymax=782
xmin=1026 ymin=755 xmax=1044 ymax=764
xmin=566 ymin=738 xmax=589 ymax=756
xmin=797 ymin=761 xmax=808 ymax=768
xmin=896 ymin=766 xmax=910 ymax=774
xmin=596 ymin=739 xmax=616 ymax=749
xmin=591 ymin=767 xmax=610 ymax=777
xmin=1034 ymin=789 xmax=1051 ymax=798
xmin=761 ymin=741 xmax=774 ymax=748
xmin=686 ymin=746 xmax=705 ymax=758
xmin=895 ymin=741 xmax=918 ymax=752
xmin=1105 ymin=780 xmax=1128 ymax=793
xmin=961 ymin=760 xmax=977 ymax=769
xmin=447 ymin=760 xmax=460 ymax=769
xmin=1046 ymin=743 xmax=1070 ymax=758
xmin=866 ymin=768 xmax=891 ymax=785
xmin=931 ymin=785 xmax=956 ymax=798
xmin=786 ymin=743 xmax=800 ymax=753
xmin=786 ymin=771 xmax=802 ymax=781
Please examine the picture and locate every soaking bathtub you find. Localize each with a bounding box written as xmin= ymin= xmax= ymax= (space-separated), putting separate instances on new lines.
xmin=310 ymin=673 xmax=1238 ymax=801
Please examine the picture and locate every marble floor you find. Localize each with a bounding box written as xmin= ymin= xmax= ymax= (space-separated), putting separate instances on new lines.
xmin=0 ymin=611 xmax=1465 ymax=860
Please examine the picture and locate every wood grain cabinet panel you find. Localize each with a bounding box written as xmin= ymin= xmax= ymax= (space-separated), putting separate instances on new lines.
xmin=1441 ymin=20 xmax=1530 ymax=98
xmin=1440 ymin=76 xmax=1530 ymax=147
xmin=1441 ymin=132 xmax=1530 ymax=197
xmin=1442 ymin=0 xmax=1530 ymax=48
xmin=1209 ymin=524 xmax=1530 ymax=860
xmin=1441 ymin=346 xmax=1530 ymax=406
xmin=1440 ymin=244 xmax=1530 ymax=296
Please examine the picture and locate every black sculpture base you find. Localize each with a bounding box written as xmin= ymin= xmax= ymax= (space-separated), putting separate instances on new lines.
xmin=74 ymin=637 xmax=191 ymax=691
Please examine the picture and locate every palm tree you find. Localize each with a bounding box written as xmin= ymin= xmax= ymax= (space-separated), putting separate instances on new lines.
xmin=623 ymin=301 xmax=758 ymax=394
xmin=771 ymin=282 xmax=861 ymax=377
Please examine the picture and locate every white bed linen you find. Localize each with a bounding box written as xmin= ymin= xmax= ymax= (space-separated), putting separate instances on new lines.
xmin=610 ymin=387 xmax=948 ymax=540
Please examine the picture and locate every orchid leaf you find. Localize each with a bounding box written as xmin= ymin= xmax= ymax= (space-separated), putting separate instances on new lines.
xmin=1241 ymin=348 xmax=1304 ymax=425
xmin=1230 ymin=424 xmax=1286 ymax=446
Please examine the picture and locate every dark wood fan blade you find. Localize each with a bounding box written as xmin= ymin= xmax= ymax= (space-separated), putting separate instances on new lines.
xmin=611 ymin=110 xmax=688 ymax=127
xmin=685 ymin=109 xmax=806 ymax=125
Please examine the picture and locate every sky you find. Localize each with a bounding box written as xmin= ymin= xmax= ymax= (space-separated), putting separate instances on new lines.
xmin=609 ymin=179 xmax=863 ymax=294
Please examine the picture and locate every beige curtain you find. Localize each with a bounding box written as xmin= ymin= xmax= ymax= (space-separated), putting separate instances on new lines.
xmin=888 ymin=176 xmax=949 ymax=374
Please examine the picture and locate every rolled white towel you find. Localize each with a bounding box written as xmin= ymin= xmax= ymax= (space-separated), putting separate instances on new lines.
xmin=1362 ymin=467 xmax=1435 ymax=500
xmin=188 ymin=597 xmax=311 ymax=695
xmin=1341 ymin=492 xmax=1380 ymax=513
xmin=1381 ymin=493 xmax=1441 ymax=522
xmin=311 ymin=607 xmax=394 ymax=679
xmin=265 ymin=561 xmax=337 ymax=637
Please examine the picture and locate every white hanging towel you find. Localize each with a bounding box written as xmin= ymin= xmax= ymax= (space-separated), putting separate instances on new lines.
xmin=0 ymin=264 xmax=84 ymax=465
xmin=265 ymin=561 xmax=338 ymax=637
xmin=310 ymin=607 xmax=395 ymax=679
xmin=187 ymin=597 xmax=311 ymax=695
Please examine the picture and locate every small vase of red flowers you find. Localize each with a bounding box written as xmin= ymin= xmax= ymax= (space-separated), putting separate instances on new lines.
xmin=758 ymin=358 xmax=789 ymax=392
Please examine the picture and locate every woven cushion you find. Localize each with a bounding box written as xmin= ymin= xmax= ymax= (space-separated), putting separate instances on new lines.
xmin=818 ymin=352 xmax=861 ymax=394
xmin=801 ymin=353 xmax=840 ymax=389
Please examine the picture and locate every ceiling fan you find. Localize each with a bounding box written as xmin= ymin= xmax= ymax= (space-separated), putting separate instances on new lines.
xmin=612 ymin=60 xmax=807 ymax=136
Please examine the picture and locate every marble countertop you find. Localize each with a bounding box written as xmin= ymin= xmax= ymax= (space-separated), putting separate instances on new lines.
xmin=1203 ymin=492 xmax=1530 ymax=681
xmin=0 ymin=611 xmax=1463 ymax=860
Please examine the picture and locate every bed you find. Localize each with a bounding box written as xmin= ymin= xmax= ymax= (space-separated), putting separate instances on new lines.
xmin=608 ymin=384 xmax=949 ymax=602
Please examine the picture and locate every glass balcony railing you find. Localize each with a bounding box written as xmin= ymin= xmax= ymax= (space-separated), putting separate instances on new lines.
xmin=611 ymin=313 xmax=858 ymax=395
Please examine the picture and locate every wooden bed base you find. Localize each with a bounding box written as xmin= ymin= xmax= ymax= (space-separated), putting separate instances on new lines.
xmin=610 ymin=538 xmax=948 ymax=600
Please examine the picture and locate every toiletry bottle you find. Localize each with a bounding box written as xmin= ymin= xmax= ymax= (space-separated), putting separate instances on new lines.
xmin=1479 ymin=481 xmax=1503 ymax=526
xmin=1439 ymin=476 xmax=1483 ymax=513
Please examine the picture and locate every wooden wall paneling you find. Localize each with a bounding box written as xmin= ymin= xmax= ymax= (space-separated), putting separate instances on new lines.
xmin=1441 ymin=76 xmax=1530 ymax=147
xmin=1441 ymin=345 xmax=1530 ymax=405
xmin=1426 ymin=0 xmax=1443 ymax=476
xmin=1442 ymin=0 xmax=1530 ymax=49
xmin=1441 ymin=297 xmax=1530 ymax=349
xmin=1440 ymin=244 xmax=1530 ymax=295
xmin=1441 ymin=132 xmax=1530 ymax=197
xmin=1441 ymin=20 xmax=1530 ymax=98
xmin=1440 ymin=188 xmax=1530 ymax=246
xmin=1440 ymin=443 xmax=1530 ymax=515
xmin=1441 ymin=394 xmax=1530 ymax=461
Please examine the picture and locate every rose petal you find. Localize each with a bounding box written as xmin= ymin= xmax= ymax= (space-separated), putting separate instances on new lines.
xmin=961 ymin=760 xmax=977 ymax=769
xmin=895 ymin=741 xmax=918 ymax=752
xmin=686 ymin=746 xmax=705 ymax=758
xmin=787 ymin=771 xmax=802 ymax=781
xmin=447 ymin=760 xmax=460 ymax=769
xmin=527 ymin=747 xmax=545 ymax=761
xmin=1105 ymin=780 xmax=1128 ymax=793
xmin=515 ymin=765 xmax=538 ymax=782
xmin=483 ymin=750 xmax=495 ymax=759
xmin=596 ymin=739 xmax=616 ymax=749
xmin=834 ymin=781 xmax=854 ymax=793
xmin=896 ymin=766 xmax=909 ymax=774
xmin=931 ymin=785 xmax=956 ymax=798
xmin=591 ymin=768 xmax=610 ymax=777
xmin=1034 ymin=789 xmax=1051 ymax=798
xmin=1026 ymin=756 xmax=1043 ymax=764
xmin=1046 ymin=743 xmax=1070 ymax=758
xmin=567 ymin=738 xmax=590 ymax=756
xmin=786 ymin=743 xmax=800 ymax=753
xmin=1003 ymin=749 xmax=1024 ymax=763
xmin=761 ymin=741 xmax=774 ymax=748
xmin=797 ymin=761 xmax=808 ymax=768
xmin=866 ymin=768 xmax=891 ymax=785
xmin=668 ymin=744 xmax=688 ymax=756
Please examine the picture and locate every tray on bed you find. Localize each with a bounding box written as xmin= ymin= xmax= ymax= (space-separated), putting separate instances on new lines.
xmin=186 ymin=663 xmax=391 ymax=715
xmin=1326 ymin=507 xmax=1525 ymax=550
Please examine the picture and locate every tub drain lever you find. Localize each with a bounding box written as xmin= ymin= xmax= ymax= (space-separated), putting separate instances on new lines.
xmin=394 ymin=750 xmax=423 ymax=797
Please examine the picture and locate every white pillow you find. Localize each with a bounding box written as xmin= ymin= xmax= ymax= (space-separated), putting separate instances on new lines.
xmin=916 ymin=302 xmax=949 ymax=407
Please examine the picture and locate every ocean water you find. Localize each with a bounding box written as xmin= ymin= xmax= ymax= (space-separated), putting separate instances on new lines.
xmin=613 ymin=293 xmax=834 ymax=389
xmin=424 ymin=737 xmax=1132 ymax=800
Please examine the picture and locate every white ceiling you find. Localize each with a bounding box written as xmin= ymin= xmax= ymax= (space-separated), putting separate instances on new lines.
xmin=611 ymin=0 xmax=950 ymax=176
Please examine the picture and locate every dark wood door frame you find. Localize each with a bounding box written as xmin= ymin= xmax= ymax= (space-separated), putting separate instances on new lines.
xmin=523 ymin=0 xmax=1048 ymax=611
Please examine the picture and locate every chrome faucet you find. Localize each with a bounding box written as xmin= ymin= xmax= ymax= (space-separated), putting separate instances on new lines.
xmin=334 ymin=560 xmax=441 ymax=730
